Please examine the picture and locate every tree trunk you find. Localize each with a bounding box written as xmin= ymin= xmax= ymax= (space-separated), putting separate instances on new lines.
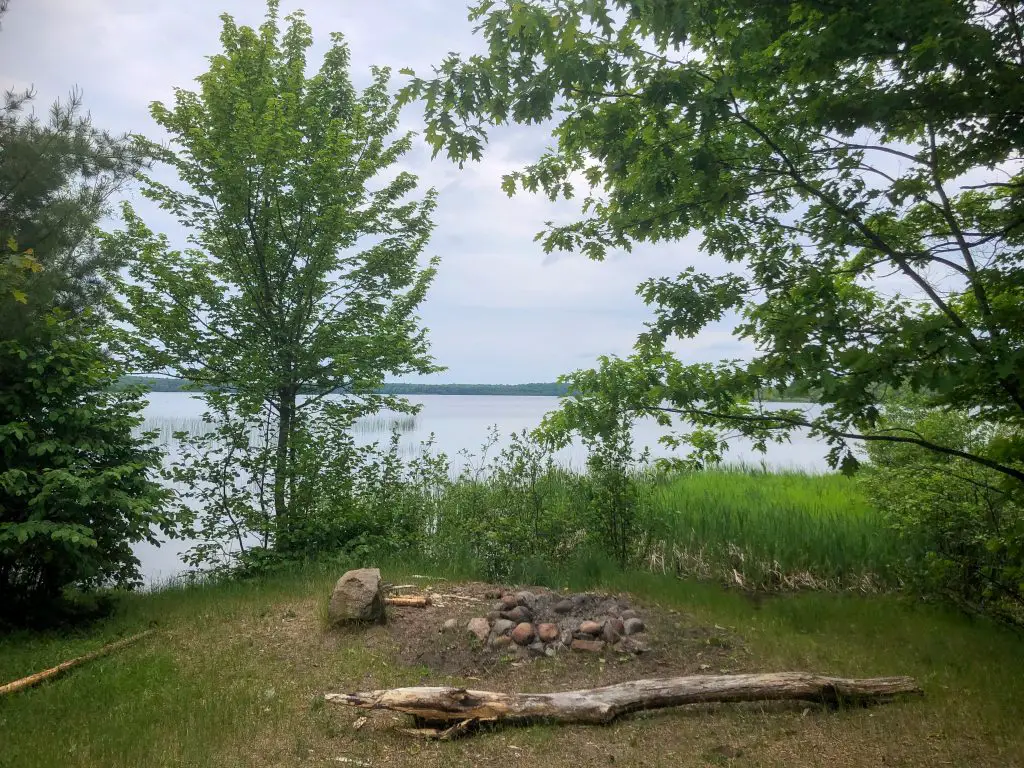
xmin=326 ymin=672 xmax=921 ymax=731
xmin=274 ymin=387 xmax=296 ymax=551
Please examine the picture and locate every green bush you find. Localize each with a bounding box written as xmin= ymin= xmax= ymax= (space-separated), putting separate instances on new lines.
xmin=858 ymin=398 xmax=1024 ymax=623
xmin=170 ymin=398 xmax=452 ymax=577
xmin=0 ymin=312 xmax=172 ymax=624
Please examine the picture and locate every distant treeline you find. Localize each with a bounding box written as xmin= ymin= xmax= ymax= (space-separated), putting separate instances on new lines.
xmin=115 ymin=376 xmax=818 ymax=401
xmin=115 ymin=376 xmax=572 ymax=397
xmin=376 ymin=382 xmax=571 ymax=396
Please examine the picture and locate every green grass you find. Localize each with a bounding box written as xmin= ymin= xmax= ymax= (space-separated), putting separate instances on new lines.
xmin=1 ymin=563 xmax=1022 ymax=767
xmin=639 ymin=469 xmax=900 ymax=589
xmin=429 ymin=468 xmax=896 ymax=591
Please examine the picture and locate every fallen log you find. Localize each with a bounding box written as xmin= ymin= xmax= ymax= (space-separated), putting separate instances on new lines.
xmin=326 ymin=672 xmax=921 ymax=731
xmin=384 ymin=596 xmax=431 ymax=607
xmin=0 ymin=629 xmax=155 ymax=697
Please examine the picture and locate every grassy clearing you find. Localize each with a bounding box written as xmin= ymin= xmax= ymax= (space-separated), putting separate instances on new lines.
xmin=1 ymin=563 xmax=1022 ymax=767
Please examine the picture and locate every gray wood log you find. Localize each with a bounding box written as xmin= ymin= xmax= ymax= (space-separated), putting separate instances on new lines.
xmin=326 ymin=672 xmax=922 ymax=728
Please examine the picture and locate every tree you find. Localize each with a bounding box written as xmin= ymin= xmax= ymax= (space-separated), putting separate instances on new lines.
xmin=399 ymin=0 xmax=1024 ymax=483
xmin=0 ymin=75 xmax=148 ymax=335
xmin=0 ymin=1 xmax=169 ymax=623
xmin=857 ymin=395 xmax=1023 ymax=622
xmin=104 ymin=1 xmax=440 ymax=552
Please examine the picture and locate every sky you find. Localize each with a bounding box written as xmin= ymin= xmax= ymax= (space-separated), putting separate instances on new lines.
xmin=0 ymin=0 xmax=749 ymax=384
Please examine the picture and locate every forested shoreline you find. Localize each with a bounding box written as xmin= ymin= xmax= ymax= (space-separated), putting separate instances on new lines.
xmin=116 ymin=376 xmax=816 ymax=401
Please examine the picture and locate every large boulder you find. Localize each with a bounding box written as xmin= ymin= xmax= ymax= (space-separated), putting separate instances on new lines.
xmin=328 ymin=568 xmax=385 ymax=625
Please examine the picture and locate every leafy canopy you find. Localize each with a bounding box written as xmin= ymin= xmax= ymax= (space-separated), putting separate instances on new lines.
xmin=400 ymin=0 xmax=1024 ymax=482
xmin=0 ymin=0 xmax=168 ymax=623
xmin=103 ymin=1 xmax=441 ymax=548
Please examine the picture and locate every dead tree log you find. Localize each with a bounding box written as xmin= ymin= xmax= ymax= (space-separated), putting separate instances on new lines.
xmin=384 ymin=596 xmax=431 ymax=607
xmin=0 ymin=630 xmax=155 ymax=698
xmin=326 ymin=673 xmax=921 ymax=730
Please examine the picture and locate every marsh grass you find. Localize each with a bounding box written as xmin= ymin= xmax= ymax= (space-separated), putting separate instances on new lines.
xmin=429 ymin=468 xmax=897 ymax=592
xmin=636 ymin=469 xmax=900 ymax=590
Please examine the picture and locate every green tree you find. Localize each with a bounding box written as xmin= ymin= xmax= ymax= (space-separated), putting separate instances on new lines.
xmin=400 ymin=0 xmax=1024 ymax=483
xmin=105 ymin=1 xmax=440 ymax=552
xmin=0 ymin=73 xmax=148 ymax=334
xmin=0 ymin=1 xmax=170 ymax=623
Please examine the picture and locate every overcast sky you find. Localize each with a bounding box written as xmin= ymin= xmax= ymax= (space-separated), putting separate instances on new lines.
xmin=0 ymin=0 xmax=749 ymax=383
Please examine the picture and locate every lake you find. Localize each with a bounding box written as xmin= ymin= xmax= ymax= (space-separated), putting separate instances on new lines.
xmin=133 ymin=392 xmax=829 ymax=582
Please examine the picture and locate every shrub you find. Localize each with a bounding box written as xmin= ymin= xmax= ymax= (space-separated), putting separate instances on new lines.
xmin=858 ymin=397 xmax=1024 ymax=623
xmin=0 ymin=312 xmax=172 ymax=624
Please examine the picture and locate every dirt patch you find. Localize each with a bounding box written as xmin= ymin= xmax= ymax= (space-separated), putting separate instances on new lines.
xmin=337 ymin=581 xmax=746 ymax=682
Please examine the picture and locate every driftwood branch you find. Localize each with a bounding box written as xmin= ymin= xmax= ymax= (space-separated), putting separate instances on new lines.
xmin=326 ymin=672 xmax=921 ymax=733
xmin=0 ymin=629 xmax=155 ymax=697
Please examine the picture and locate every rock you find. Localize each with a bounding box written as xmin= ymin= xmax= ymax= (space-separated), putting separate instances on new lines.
xmin=560 ymin=629 xmax=574 ymax=646
xmin=492 ymin=618 xmax=516 ymax=636
xmin=621 ymin=609 xmax=638 ymax=621
xmin=486 ymin=610 xmax=502 ymax=621
xmin=467 ymin=617 xmax=490 ymax=643
xmin=544 ymin=646 xmax=557 ymax=657
xmin=328 ymin=568 xmax=385 ymax=625
xmin=616 ymin=637 xmax=651 ymax=655
xmin=442 ymin=618 xmax=458 ymax=632
xmin=514 ymin=591 xmax=536 ymax=606
xmin=537 ymin=622 xmax=560 ymax=643
xmin=500 ymin=605 xmax=532 ymax=624
xmin=498 ymin=594 xmax=519 ymax=611
xmin=528 ymin=641 xmax=546 ymax=655
xmin=553 ymin=599 xmax=574 ymax=614
xmin=578 ymin=620 xmax=602 ymax=636
xmin=624 ymin=617 xmax=645 ymax=635
xmin=603 ymin=618 xmax=625 ymax=644
xmin=510 ymin=622 xmax=536 ymax=646
xmin=490 ymin=634 xmax=513 ymax=650
xmin=571 ymin=638 xmax=606 ymax=653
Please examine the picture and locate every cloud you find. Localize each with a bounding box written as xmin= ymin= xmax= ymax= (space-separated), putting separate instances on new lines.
xmin=0 ymin=0 xmax=742 ymax=383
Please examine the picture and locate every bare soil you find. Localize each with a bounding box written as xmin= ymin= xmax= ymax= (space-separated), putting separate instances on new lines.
xmin=358 ymin=581 xmax=745 ymax=682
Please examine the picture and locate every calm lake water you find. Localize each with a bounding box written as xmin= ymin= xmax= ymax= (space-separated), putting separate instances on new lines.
xmin=133 ymin=392 xmax=829 ymax=583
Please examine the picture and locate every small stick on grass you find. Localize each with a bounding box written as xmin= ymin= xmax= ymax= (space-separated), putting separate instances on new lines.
xmin=384 ymin=596 xmax=431 ymax=607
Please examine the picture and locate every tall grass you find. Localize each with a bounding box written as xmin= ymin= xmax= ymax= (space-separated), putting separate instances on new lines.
xmin=419 ymin=467 xmax=897 ymax=592
xmin=637 ymin=469 xmax=900 ymax=590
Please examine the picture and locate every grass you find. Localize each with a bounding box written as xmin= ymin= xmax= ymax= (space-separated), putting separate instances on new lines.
xmin=432 ymin=468 xmax=896 ymax=591
xmin=639 ymin=470 xmax=900 ymax=589
xmin=1 ymin=562 xmax=1022 ymax=767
